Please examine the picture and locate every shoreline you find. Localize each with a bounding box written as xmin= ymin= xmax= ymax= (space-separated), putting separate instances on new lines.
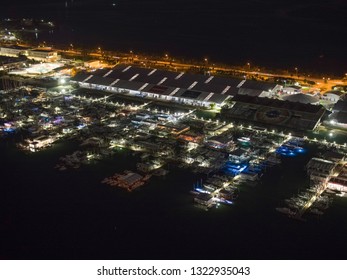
xmin=1 ymin=22 xmax=345 ymax=80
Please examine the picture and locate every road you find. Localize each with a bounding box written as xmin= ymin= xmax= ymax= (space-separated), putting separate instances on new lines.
xmin=59 ymin=48 xmax=347 ymax=93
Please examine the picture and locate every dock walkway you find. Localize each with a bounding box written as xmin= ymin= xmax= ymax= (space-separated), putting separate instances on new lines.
xmin=293 ymin=183 xmax=327 ymax=220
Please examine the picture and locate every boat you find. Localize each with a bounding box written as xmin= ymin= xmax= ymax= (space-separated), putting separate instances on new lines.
xmin=336 ymin=192 xmax=347 ymax=197
xmin=189 ymin=190 xmax=200 ymax=195
xmin=218 ymin=188 xmax=238 ymax=201
xmin=203 ymin=183 xmax=219 ymax=192
xmin=276 ymin=207 xmax=296 ymax=216
xmin=194 ymin=193 xmax=216 ymax=209
xmin=286 ymin=201 xmax=300 ymax=210
xmin=266 ymin=155 xmax=281 ymax=165
xmin=309 ymin=208 xmax=324 ymax=215
xmin=325 ymin=189 xmax=337 ymax=194
xmin=237 ymin=137 xmax=250 ymax=143
xmin=194 ymin=203 xmax=212 ymax=211
xmin=313 ymin=202 xmax=329 ymax=210
xmin=152 ymin=168 xmax=169 ymax=176
xmin=307 ymin=187 xmax=319 ymax=193
xmin=101 ymin=170 xmax=151 ymax=191
xmin=240 ymin=170 xmax=259 ymax=181
xmin=298 ymin=193 xmax=310 ymax=200
xmin=213 ymin=197 xmax=234 ymax=205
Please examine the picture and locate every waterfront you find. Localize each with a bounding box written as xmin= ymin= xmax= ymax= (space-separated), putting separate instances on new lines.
xmin=2 ymin=137 xmax=347 ymax=259
xmin=0 ymin=71 xmax=347 ymax=259
xmin=1 ymin=61 xmax=347 ymax=259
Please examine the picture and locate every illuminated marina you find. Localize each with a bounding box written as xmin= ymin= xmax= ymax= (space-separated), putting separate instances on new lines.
xmin=1 ymin=59 xmax=347 ymax=219
xmin=1 ymin=0 xmax=347 ymax=260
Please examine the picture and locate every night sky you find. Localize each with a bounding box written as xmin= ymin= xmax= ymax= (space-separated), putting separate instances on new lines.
xmin=0 ymin=2 xmax=346 ymax=82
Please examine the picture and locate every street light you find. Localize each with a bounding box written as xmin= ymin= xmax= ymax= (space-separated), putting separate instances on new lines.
xmin=247 ymin=62 xmax=251 ymax=70
xmin=204 ymin=58 xmax=208 ymax=70
xmin=295 ymin=67 xmax=298 ymax=77
xmin=127 ymin=50 xmax=134 ymax=62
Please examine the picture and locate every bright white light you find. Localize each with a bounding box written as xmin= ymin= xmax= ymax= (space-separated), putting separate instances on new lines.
xmin=60 ymin=78 xmax=66 ymax=84
xmin=329 ymin=132 xmax=333 ymax=137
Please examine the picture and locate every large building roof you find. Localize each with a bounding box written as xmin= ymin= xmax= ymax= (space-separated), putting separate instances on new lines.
xmin=329 ymin=111 xmax=347 ymax=124
xmin=282 ymin=93 xmax=320 ymax=104
xmin=333 ymin=100 xmax=347 ymax=113
xmin=1 ymin=45 xmax=29 ymax=50
xmin=241 ymin=80 xmax=277 ymax=91
xmin=224 ymin=95 xmax=325 ymax=130
xmin=71 ymin=72 xmax=91 ymax=82
xmin=233 ymin=94 xmax=323 ymax=113
xmin=71 ymin=65 xmax=280 ymax=104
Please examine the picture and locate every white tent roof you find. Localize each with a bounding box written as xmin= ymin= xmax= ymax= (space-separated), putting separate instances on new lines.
xmin=283 ymin=93 xmax=319 ymax=104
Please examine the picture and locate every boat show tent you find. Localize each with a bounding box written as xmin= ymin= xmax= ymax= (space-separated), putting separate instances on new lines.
xmin=71 ymin=65 xmax=280 ymax=107
xmin=282 ymin=93 xmax=320 ymax=104
xmin=222 ymin=95 xmax=325 ymax=131
xmin=333 ymin=100 xmax=347 ymax=113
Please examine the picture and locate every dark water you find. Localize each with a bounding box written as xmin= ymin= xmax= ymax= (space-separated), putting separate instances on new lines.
xmin=2 ymin=138 xmax=347 ymax=260
xmin=1 ymin=0 xmax=347 ymax=75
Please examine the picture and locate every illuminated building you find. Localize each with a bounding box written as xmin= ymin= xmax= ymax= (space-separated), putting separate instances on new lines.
xmin=27 ymin=135 xmax=56 ymax=152
xmin=306 ymin=158 xmax=337 ymax=183
xmin=223 ymin=94 xmax=325 ymax=131
xmin=328 ymin=165 xmax=347 ymax=193
xmin=27 ymin=48 xmax=59 ymax=62
xmin=326 ymin=99 xmax=347 ymax=128
xmin=282 ymin=93 xmax=320 ymax=105
xmin=0 ymin=45 xmax=29 ymax=57
xmin=0 ymin=46 xmax=58 ymax=62
xmin=194 ymin=193 xmax=214 ymax=207
xmin=71 ymin=65 xmax=279 ymax=108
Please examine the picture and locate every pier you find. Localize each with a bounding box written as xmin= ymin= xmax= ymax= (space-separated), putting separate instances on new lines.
xmin=292 ymin=183 xmax=328 ymax=220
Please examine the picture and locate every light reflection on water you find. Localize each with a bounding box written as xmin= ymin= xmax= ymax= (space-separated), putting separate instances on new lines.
xmin=1 ymin=138 xmax=347 ymax=259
